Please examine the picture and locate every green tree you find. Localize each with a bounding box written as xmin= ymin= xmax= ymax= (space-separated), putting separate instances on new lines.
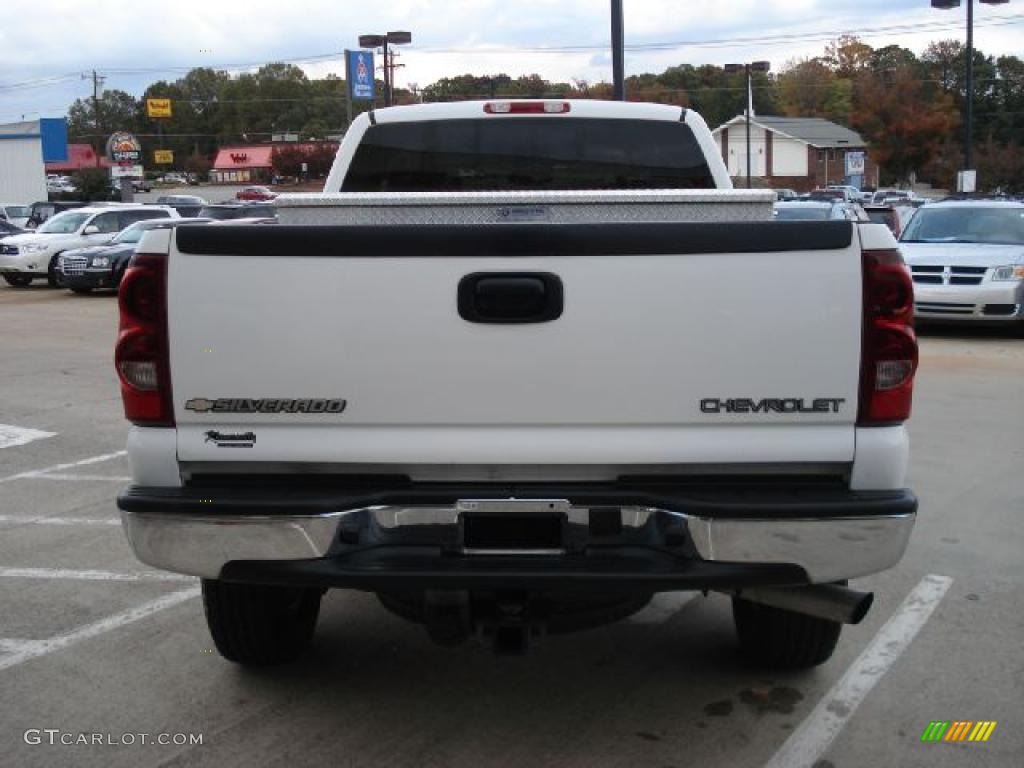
xmin=852 ymin=66 xmax=959 ymax=184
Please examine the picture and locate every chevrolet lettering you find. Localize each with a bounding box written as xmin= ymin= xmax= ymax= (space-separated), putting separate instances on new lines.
xmin=700 ymin=398 xmax=846 ymax=414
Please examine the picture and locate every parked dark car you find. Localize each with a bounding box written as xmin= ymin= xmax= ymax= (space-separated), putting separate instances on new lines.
xmin=155 ymin=195 xmax=207 ymax=218
xmin=57 ymin=218 xmax=211 ymax=293
xmin=24 ymin=200 xmax=87 ymax=229
xmin=197 ymin=202 xmax=277 ymax=220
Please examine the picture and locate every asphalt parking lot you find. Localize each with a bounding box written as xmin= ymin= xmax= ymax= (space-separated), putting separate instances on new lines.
xmin=1 ymin=285 xmax=1021 ymax=768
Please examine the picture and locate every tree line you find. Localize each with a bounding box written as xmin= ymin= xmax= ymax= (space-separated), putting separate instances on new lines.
xmin=66 ymin=37 xmax=1024 ymax=191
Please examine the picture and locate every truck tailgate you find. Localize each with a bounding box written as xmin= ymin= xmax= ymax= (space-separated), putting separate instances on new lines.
xmin=167 ymin=221 xmax=862 ymax=466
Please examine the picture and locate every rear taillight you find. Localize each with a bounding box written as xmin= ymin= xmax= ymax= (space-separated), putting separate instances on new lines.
xmin=483 ymin=101 xmax=571 ymax=114
xmin=115 ymin=253 xmax=173 ymax=426
xmin=859 ymin=248 xmax=917 ymax=425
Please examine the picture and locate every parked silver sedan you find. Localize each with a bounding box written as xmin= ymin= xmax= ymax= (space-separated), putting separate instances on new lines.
xmin=899 ymin=199 xmax=1024 ymax=325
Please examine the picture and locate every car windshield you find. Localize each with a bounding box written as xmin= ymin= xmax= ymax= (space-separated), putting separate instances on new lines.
xmin=774 ymin=207 xmax=831 ymax=221
xmin=900 ymin=207 xmax=1024 ymax=244
xmin=197 ymin=206 xmax=239 ymax=220
xmin=5 ymin=206 xmax=30 ymax=218
xmin=112 ymin=222 xmax=154 ymax=244
xmin=37 ymin=211 xmax=90 ymax=233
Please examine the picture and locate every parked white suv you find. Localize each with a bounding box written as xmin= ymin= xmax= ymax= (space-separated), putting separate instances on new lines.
xmin=0 ymin=205 xmax=177 ymax=287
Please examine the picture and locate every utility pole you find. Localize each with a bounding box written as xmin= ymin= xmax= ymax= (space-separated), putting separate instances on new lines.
xmin=611 ymin=0 xmax=625 ymax=100
xmin=83 ymin=70 xmax=106 ymax=167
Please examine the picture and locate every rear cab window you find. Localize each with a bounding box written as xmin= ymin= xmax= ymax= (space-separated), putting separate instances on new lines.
xmin=341 ymin=118 xmax=716 ymax=192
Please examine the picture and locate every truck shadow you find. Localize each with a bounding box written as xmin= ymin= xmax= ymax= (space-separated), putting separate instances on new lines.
xmin=195 ymin=591 xmax=818 ymax=765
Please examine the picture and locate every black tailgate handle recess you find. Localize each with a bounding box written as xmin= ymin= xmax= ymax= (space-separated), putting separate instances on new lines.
xmin=458 ymin=272 xmax=563 ymax=324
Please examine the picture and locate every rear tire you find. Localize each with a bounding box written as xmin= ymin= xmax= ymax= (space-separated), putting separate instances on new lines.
xmin=2 ymin=273 xmax=33 ymax=287
xmin=201 ymin=579 xmax=322 ymax=666
xmin=732 ymin=595 xmax=842 ymax=669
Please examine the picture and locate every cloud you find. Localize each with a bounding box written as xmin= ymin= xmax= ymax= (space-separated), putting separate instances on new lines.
xmin=1 ymin=0 xmax=1021 ymax=121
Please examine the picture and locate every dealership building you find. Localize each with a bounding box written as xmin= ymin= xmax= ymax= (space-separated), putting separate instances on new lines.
xmin=712 ymin=115 xmax=877 ymax=191
xmin=0 ymin=119 xmax=68 ymax=202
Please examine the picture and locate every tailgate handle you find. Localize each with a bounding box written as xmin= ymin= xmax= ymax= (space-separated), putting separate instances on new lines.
xmin=458 ymin=272 xmax=563 ymax=324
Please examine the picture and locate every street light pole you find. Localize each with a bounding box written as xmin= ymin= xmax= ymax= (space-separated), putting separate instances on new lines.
xmin=965 ymin=0 xmax=974 ymax=170
xmin=724 ymin=61 xmax=770 ymax=189
xmin=611 ymin=0 xmax=625 ymax=100
xmin=745 ymin=65 xmax=751 ymax=188
xmin=931 ymin=0 xmax=1009 ymax=187
xmin=358 ymin=31 xmax=411 ymax=108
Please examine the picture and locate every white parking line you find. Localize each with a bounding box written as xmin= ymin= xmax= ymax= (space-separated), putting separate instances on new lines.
xmin=630 ymin=592 xmax=698 ymax=624
xmin=0 ymin=587 xmax=201 ymax=672
xmin=0 ymin=450 xmax=127 ymax=484
xmin=0 ymin=638 xmax=45 ymax=654
xmin=0 ymin=515 xmax=120 ymax=526
xmin=764 ymin=573 xmax=954 ymax=768
xmin=23 ymin=473 xmax=132 ymax=482
xmin=0 ymin=424 xmax=56 ymax=450
xmin=0 ymin=567 xmax=195 ymax=583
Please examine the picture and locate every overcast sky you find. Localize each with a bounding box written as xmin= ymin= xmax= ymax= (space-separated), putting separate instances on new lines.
xmin=1 ymin=0 xmax=1022 ymax=123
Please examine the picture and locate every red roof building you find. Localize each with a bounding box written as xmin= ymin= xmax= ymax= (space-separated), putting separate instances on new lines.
xmin=210 ymin=142 xmax=338 ymax=183
xmin=45 ymin=143 xmax=111 ymax=172
xmin=210 ymin=146 xmax=275 ymax=183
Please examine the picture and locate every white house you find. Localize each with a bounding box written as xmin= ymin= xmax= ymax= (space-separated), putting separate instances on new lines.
xmin=711 ymin=115 xmax=876 ymax=191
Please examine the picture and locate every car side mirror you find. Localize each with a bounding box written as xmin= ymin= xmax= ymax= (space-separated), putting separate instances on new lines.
xmin=83 ymin=225 xmax=100 ymax=235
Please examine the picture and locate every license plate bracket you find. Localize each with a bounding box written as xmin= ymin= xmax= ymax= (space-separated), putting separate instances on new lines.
xmin=457 ymin=499 xmax=569 ymax=554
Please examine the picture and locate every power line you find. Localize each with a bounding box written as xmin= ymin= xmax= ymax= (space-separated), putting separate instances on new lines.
xmin=412 ymin=13 xmax=1024 ymax=54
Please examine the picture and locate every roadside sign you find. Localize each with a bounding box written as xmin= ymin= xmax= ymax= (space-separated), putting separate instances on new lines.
xmin=105 ymin=132 xmax=142 ymax=164
xmin=146 ymin=98 xmax=173 ymax=118
xmin=154 ymin=149 xmax=174 ymax=164
xmin=957 ymin=170 xmax=977 ymax=193
xmin=845 ymin=151 xmax=865 ymax=176
xmin=347 ymin=50 xmax=375 ymax=101
xmin=111 ymin=164 xmax=143 ymax=178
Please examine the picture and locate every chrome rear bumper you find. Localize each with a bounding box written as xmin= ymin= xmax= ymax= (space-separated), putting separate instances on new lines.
xmin=120 ymin=501 xmax=915 ymax=585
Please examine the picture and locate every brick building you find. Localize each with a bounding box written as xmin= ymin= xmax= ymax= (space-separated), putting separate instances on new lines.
xmin=711 ymin=115 xmax=879 ymax=191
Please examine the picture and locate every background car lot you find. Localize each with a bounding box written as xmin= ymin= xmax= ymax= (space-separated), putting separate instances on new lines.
xmin=0 ymin=286 xmax=1020 ymax=768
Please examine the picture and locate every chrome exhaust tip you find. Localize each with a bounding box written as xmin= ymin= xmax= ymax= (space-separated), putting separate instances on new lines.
xmin=729 ymin=583 xmax=874 ymax=625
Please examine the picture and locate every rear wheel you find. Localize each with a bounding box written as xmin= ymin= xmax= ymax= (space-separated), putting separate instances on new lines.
xmin=2 ymin=273 xmax=33 ymax=287
xmin=732 ymin=595 xmax=842 ymax=669
xmin=201 ymin=580 xmax=322 ymax=666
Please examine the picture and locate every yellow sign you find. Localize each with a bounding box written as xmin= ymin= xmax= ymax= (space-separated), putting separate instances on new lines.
xmin=153 ymin=149 xmax=174 ymax=164
xmin=147 ymin=98 xmax=172 ymax=118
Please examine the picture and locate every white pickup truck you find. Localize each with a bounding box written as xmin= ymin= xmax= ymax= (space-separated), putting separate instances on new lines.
xmin=116 ymin=100 xmax=918 ymax=668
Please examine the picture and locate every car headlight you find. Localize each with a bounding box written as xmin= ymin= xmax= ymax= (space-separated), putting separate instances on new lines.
xmin=21 ymin=243 xmax=45 ymax=253
xmin=992 ymin=265 xmax=1024 ymax=281
xmin=91 ymin=256 xmax=110 ymax=268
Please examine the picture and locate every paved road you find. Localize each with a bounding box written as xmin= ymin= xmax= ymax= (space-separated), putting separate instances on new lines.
xmin=0 ymin=285 xmax=1021 ymax=768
